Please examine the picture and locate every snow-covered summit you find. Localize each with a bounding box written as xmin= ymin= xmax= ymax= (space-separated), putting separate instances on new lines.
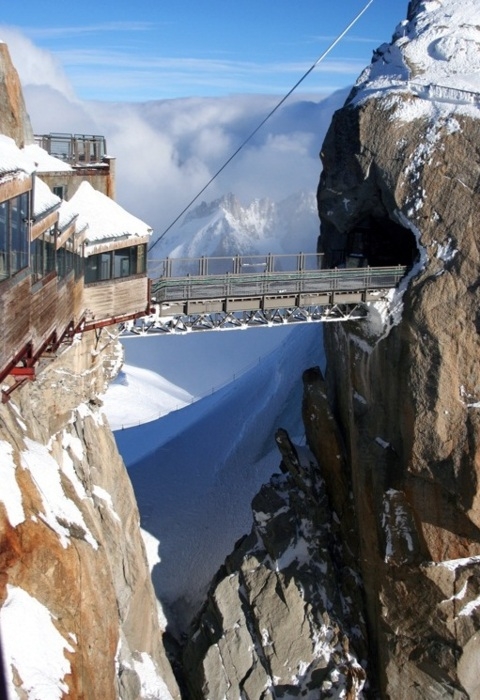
xmin=152 ymin=190 xmax=318 ymax=260
xmin=352 ymin=0 xmax=480 ymax=120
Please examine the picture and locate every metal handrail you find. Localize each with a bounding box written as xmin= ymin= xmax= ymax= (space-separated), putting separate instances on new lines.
xmin=148 ymin=252 xmax=325 ymax=278
xmin=151 ymin=263 xmax=407 ymax=303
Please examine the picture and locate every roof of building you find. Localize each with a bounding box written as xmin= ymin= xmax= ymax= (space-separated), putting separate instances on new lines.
xmin=23 ymin=143 xmax=73 ymax=173
xmin=0 ymin=135 xmax=34 ymax=181
xmin=70 ymin=181 xmax=152 ymax=254
xmin=58 ymin=197 xmax=79 ymax=233
xmin=33 ymin=176 xmax=61 ymax=219
xmin=0 ymin=136 xmax=152 ymax=251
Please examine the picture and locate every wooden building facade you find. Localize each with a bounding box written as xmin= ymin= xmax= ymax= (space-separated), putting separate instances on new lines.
xmin=0 ymin=137 xmax=152 ymax=401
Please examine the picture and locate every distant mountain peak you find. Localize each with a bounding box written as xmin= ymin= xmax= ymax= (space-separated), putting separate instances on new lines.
xmin=159 ymin=190 xmax=318 ymax=260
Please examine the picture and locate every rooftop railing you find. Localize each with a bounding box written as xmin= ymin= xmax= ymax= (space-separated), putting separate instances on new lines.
xmin=34 ymin=133 xmax=107 ymax=165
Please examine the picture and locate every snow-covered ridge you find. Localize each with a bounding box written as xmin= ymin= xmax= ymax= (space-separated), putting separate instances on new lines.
xmin=352 ymin=0 xmax=480 ymax=121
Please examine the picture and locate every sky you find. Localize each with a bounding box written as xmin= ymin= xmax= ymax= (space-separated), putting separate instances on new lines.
xmin=0 ymin=0 xmax=410 ymax=101
xmin=0 ymin=0 xmax=411 ymax=247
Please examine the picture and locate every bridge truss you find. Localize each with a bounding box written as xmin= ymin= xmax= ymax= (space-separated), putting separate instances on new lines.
xmin=120 ymin=301 xmax=372 ymax=336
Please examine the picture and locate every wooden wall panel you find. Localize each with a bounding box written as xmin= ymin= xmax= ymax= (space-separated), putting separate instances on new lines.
xmin=83 ymin=276 xmax=148 ymax=321
xmin=1 ymin=271 xmax=147 ymax=382
xmin=0 ymin=275 xmax=32 ymax=369
xmin=56 ymin=276 xmax=85 ymax=330
xmin=83 ymin=283 xmax=114 ymax=322
xmin=30 ymin=279 xmax=58 ymax=346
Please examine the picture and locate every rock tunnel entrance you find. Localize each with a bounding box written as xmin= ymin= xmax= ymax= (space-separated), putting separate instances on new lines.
xmin=322 ymin=216 xmax=418 ymax=271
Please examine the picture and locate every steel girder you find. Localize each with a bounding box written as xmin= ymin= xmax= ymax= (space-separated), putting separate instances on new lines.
xmin=119 ymin=303 xmax=369 ymax=336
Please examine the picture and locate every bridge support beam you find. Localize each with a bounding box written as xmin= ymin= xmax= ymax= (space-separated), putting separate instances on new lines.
xmin=120 ymin=303 xmax=370 ymax=336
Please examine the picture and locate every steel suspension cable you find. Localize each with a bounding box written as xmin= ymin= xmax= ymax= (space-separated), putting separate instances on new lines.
xmin=148 ymin=0 xmax=375 ymax=253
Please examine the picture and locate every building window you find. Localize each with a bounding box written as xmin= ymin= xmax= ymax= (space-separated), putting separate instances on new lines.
xmin=57 ymin=233 xmax=76 ymax=280
xmin=0 ymin=201 xmax=8 ymax=281
xmin=32 ymin=227 xmax=56 ymax=282
xmin=0 ymin=192 xmax=30 ymax=282
xmin=114 ymin=248 xmax=132 ymax=278
xmin=100 ymin=252 xmax=112 ymax=280
xmin=84 ymin=244 xmax=146 ymax=284
xmin=53 ymin=185 xmax=66 ymax=199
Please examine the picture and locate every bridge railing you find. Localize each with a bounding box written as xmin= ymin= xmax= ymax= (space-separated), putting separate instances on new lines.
xmin=151 ymin=264 xmax=407 ymax=303
xmin=148 ymin=252 xmax=324 ymax=279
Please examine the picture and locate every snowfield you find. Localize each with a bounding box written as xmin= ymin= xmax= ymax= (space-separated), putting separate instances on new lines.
xmin=102 ymin=362 xmax=195 ymax=430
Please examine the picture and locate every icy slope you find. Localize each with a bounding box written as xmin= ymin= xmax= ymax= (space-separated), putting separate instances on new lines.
xmin=112 ymin=324 xmax=324 ymax=635
xmin=102 ymin=363 xmax=194 ymax=430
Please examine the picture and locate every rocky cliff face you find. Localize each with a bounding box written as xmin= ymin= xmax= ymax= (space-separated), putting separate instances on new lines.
xmin=183 ymin=1 xmax=480 ymax=697
xmin=0 ymin=329 xmax=180 ymax=699
xmin=0 ymin=42 xmax=179 ymax=699
xmin=315 ymin=0 xmax=480 ymax=696
xmin=0 ymin=41 xmax=33 ymax=147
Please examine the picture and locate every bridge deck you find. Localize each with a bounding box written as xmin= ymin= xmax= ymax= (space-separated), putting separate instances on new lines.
xmin=150 ymin=260 xmax=406 ymax=316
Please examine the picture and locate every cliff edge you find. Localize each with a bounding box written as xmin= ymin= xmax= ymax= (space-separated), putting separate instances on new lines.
xmin=0 ymin=40 xmax=180 ymax=699
xmin=0 ymin=41 xmax=33 ymax=147
xmin=316 ymin=0 xmax=480 ymax=696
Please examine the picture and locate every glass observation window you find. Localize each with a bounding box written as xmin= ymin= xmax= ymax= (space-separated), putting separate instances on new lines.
xmin=32 ymin=228 xmax=56 ymax=282
xmin=57 ymin=234 xmax=76 ymax=280
xmin=0 ymin=192 xmax=30 ymax=282
xmin=84 ymin=244 xmax=146 ymax=284
xmin=0 ymin=201 xmax=8 ymax=280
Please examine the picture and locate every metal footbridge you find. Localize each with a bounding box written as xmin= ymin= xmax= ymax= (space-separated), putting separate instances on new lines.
xmin=123 ymin=253 xmax=406 ymax=335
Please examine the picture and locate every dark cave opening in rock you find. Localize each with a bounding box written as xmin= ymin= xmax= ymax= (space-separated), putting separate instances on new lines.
xmin=323 ymin=216 xmax=418 ymax=270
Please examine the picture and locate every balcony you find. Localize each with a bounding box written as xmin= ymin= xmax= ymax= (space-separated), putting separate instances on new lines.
xmin=34 ymin=133 xmax=107 ymax=166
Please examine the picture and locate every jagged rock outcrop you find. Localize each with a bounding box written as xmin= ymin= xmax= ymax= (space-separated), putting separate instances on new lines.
xmin=0 ymin=42 xmax=34 ymax=147
xmin=313 ymin=0 xmax=480 ymax=696
xmin=183 ymin=426 xmax=367 ymax=699
xmin=0 ymin=330 xmax=180 ymax=699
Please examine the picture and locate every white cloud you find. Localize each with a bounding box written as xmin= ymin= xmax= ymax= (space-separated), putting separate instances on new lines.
xmin=0 ymin=26 xmax=76 ymax=99
xmin=6 ymin=29 xmax=347 ymax=249
xmin=21 ymin=21 xmax=156 ymax=39
xmin=24 ymin=85 xmax=97 ymax=134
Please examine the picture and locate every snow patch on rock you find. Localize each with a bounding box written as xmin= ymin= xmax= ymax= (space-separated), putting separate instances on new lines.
xmin=352 ymin=0 xmax=480 ymax=122
xmin=0 ymin=585 xmax=74 ymax=700
xmin=21 ymin=437 xmax=98 ymax=549
xmin=0 ymin=440 xmax=25 ymax=527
